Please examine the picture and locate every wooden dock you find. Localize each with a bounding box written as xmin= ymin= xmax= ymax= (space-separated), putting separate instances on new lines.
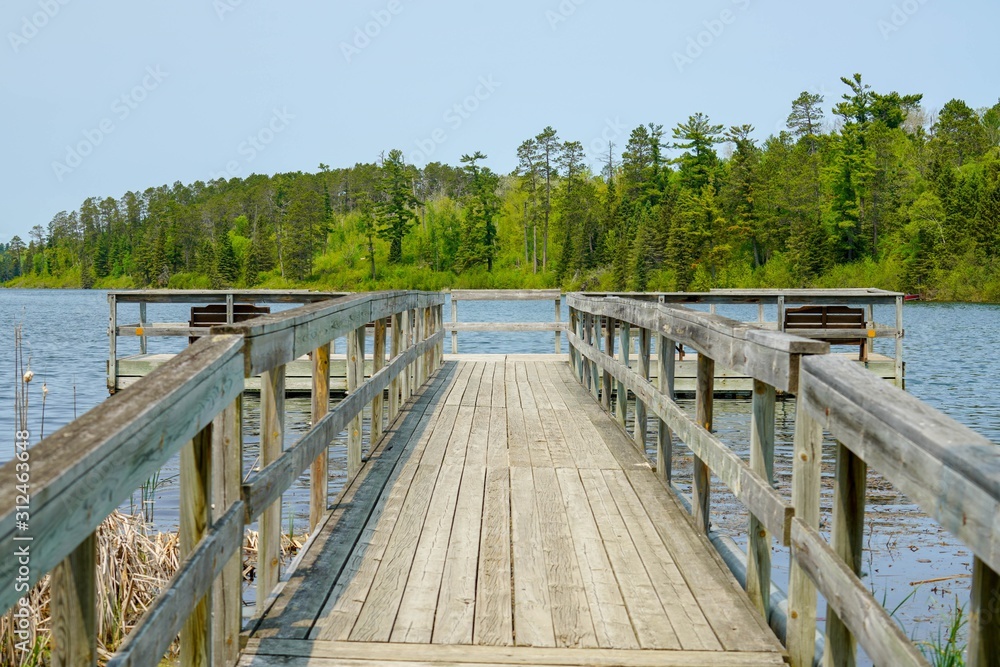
xmin=8 ymin=289 xmax=1000 ymax=667
xmin=243 ymin=358 xmax=785 ymax=666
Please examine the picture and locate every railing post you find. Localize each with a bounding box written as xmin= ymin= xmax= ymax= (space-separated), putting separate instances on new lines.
xmin=777 ymin=295 xmax=786 ymax=332
xmin=372 ymin=320 xmax=386 ymax=444
xmin=389 ymin=312 xmax=402 ymax=421
xmin=693 ymin=354 xmax=714 ymax=533
xmin=259 ymin=366 xmax=285 ymax=615
xmin=590 ymin=314 xmax=601 ymax=401
xmin=139 ymin=301 xmax=147 ymax=355
xmin=970 ymin=557 xmax=1000 ymax=666
xmin=554 ymin=294 xmax=562 ymax=354
xmin=451 ymin=295 xmax=458 ymax=354
xmin=50 ymin=534 xmax=97 ymax=667
xmin=602 ymin=318 xmax=614 ymax=412
xmin=437 ymin=303 xmax=444 ymax=370
xmin=617 ymin=322 xmax=630 ymax=430
xmin=402 ymin=309 xmax=412 ymax=404
xmin=656 ymin=335 xmax=675 ymax=483
xmin=225 ymin=293 xmax=234 ymax=324
xmin=787 ymin=401 xmax=823 ymax=667
xmin=894 ymin=294 xmax=904 ymax=388
xmin=747 ymin=380 xmax=776 ymax=619
xmin=635 ymin=327 xmax=650 ymax=453
xmin=310 ymin=344 xmax=330 ymax=531
xmin=108 ymin=293 xmax=117 ymax=393
xmin=180 ymin=420 xmax=213 ymax=667
xmin=347 ymin=326 xmax=365 ymax=477
xmin=212 ymin=395 xmax=242 ymax=667
xmin=825 ymin=441 xmax=867 ymax=667
xmin=582 ymin=313 xmax=593 ymax=390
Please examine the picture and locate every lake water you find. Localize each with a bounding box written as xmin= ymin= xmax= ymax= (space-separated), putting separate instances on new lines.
xmin=2 ymin=290 xmax=998 ymax=659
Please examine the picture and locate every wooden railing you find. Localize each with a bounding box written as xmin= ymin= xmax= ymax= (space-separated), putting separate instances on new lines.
xmin=107 ymin=289 xmax=350 ymax=392
xmin=565 ymin=293 xmax=1000 ymax=667
xmin=448 ymin=289 xmax=563 ymax=354
xmin=0 ymin=290 xmax=444 ymax=667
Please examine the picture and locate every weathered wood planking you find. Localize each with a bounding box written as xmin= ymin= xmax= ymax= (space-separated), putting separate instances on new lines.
xmin=0 ymin=335 xmax=245 ymax=612
xmin=565 ymin=330 xmax=792 ymax=545
xmin=241 ymin=637 xmax=787 ymax=666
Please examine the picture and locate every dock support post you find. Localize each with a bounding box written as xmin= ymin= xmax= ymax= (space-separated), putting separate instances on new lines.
xmin=825 ymin=442 xmax=867 ymax=667
xmin=390 ymin=312 xmax=402 ymax=421
xmin=787 ymin=403 xmax=823 ymax=667
xmin=451 ymin=296 xmax=458 ymax=354
xmin=617 ymin=322 xmax=630 ymax=430
xmin=635 ymin=327 xmax=650 ymax=453
xmin=582 ymin=313 xmax=592 ymax=391
xmin=310 ymin=344 xmax=330 ymax=531
xmin=402 ymin=310 xmax=412 ymax=404
xmin=602 ymin=319 xmax=614 ymax=412
xmin=894 ymin=295 xmax=904 ymax=388
xmin=139 ymin=302 xmax=147 ymax=355
xmin=970 ymin=557 xmax=1000 ymax=666
xmin=777 ymin=295 xmax=786 ymax=332
xmin=656 ymin=334 xmax=675 ymax=484
xmin=51 ymin=534 xmax=97 ymax=667
xmin=372 ymin=320 xmax=386 ymax=444
xmin=259 ymin=366 xmax=285 ymax=615
xmin=347 ymin=326 xmax=365 ymax=477
xmin=693 ymin=354 xmax=714 ymax=534
xmin=108 ymin=293 xmax=117 ymax=393
xmin=590 ymin=315 xmax=601 ymax=401
xmin=747 ymin=380 xmax=775 ymax=619
xmin=180 ymin=420 xmax=213 ymax=667
xmin=554 ymin=294 xmax=562 ymax=354
xmin=212 ymin=395 xmax=242 ymax=667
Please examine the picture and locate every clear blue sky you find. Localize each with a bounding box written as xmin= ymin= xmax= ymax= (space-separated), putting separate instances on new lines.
xmin=2 ymin=0 xmax=998 ymax=243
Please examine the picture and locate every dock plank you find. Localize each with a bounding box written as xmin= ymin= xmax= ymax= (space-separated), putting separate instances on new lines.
xmin=250 ymin=358 xmax=784 ymax=666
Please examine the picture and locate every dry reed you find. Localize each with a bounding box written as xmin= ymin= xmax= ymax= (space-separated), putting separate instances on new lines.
xmin=0 ymin=511 xmax=304 ymax=666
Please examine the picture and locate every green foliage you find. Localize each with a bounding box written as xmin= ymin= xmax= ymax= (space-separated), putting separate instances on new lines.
xmin=4 ymin=77 xmax=1000 ymax=302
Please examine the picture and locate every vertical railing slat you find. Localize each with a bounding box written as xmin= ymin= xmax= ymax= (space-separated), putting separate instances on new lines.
xmin=310 ymin=344 xmax=330 ymax=531
xmin=50 ymin=534 xmax=97 ymax=667
xmin=617 ymin=322 xmax=630 ymax=430
xmin=634 ymin=327 xmax=650 ymax=453
xmin=787 ymin=399 xmax=823 ymax=667
xmin=825 ymin=442 xmax=867 ymax=667
xmin=258 ymin=365 xmax=285 ymax=614
xmin=347 ymin=326 xmax=365 ymax=477
xmin=693 ymin=354 xmax=714 ymax=534
xmin=372 ymin=319 xmax=386 ymax=444
xmin=180 ymin=422 xmax=213 ymax=667
xmin=602 ymin=318 xmax=614 ymax=412
xmin=212 ymin=396 xmax=242 ymax=667
xmin=656 ymin=335 xmax=675 ymax=484
xmin=747 ymin=380 xmax=776 ymax=619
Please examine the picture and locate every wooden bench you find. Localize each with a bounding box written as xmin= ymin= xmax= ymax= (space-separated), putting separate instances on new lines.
xmin=783 ymin=305 xmax=868 ymax=361
xmin=189 ymin=303 xmax=270 ymax=343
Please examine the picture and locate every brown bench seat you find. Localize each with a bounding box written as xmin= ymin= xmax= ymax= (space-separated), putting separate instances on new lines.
xmin=783 ymin=305 xmax=869 ymax=361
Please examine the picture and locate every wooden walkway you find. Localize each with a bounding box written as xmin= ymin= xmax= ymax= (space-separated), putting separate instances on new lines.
xmin=242 ymin=358 xmax=785 ymax=666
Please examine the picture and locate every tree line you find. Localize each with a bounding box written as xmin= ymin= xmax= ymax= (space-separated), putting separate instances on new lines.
xmin=3 ymin=73 xmax=1000 ymax=299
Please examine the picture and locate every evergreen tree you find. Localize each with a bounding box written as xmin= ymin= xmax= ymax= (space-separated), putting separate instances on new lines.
xmin=376 ymin=149 xmax=421 ymax=263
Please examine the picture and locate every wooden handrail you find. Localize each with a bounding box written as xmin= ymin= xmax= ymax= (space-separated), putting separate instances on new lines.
xmin=2 ymin=290 xmax=446 ymax=667
xmin=565 ymin=293 xmax=941 ymax=667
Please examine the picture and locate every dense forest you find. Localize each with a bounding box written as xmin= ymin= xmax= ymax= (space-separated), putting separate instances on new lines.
xmin=3 ymin=74 xmax=1000 ymax=299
